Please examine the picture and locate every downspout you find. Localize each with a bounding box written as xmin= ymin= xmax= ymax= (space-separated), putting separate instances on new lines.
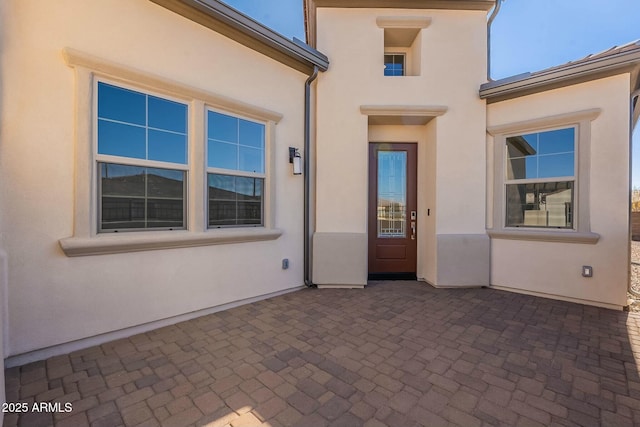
xmin=487 ymin=0 xmax=505 ymax=81
xmin=628 ymin=88 xmax=640 ymax=299
xmin=304 ymin=66 xmax=319 ymax=287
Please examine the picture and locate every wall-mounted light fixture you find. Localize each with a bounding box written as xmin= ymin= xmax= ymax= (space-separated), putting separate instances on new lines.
xmin=289 ymin=147 xmax=302 ymax=175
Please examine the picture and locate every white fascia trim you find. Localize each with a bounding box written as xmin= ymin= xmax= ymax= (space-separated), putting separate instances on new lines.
xmin=480 ymin=49 xmax=640 ymax=100
xmin=59 ymin=228 xmax=283 ymax=257
xmin=5 ymin=284 xmax=303 ymax=368
xmin=487 ymin=108 xmax=602 ymax=136
xmin=63 ymin=48 xmax=283 ymax=123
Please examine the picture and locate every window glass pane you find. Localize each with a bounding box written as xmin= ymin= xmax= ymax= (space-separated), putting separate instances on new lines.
xmin=207 ymin=111 xmax=265 ymax=176
xmin=146 ymin=166 xmax=184 ymax=229
xmin=237 ymin=178 xmax=262 ymax=203
xmin=148 ymin=96 xmax=187 ymax=133
xmin=239 ymin=120 xmax=264 ymax=148
xmin=506 ymin=135 xmax=536 ymax=159
xmin=208 ymin=111 xmax=238 ymax=143
xmin=538 ymin=153 xmax=574 ymax=178
xmin=538 ymin=128 xmax=574 ymax=155
xmin=506 ymin=128 xmax=575 ymax=180
xmin=237 ymin=202 xmax=262 ymax=225
xmin=208 ymin=174 xmax=263 ymax=227
xmin=98 ymin=82 xmax=146 ymax=125
xmin=209 ymin=173 xmax=237 ymax=226
xmin=101 ymin=163 xmax=145 ymax=197
xmin=236 ymin=176 xmax=262 ymax=201
xmin=208 ymin=174 xmax=236 ymax=199
xmin=506 ymin=181 xmax=573 ymax=228
xmin=239 ymin=146 xmax=264 ymax=173
xmin=98 ymin=82 xmax=188 ymax=165
xmin=98 ymin=120 xmax=146 ymax=159
xmin=146 ymin=168 xmax=184 ymax=199
xmin=506 ymin=154 xmax=537 ymax=180
xmin=148 ymin=130 xmax=187 ymax=164
xmin=377 ymin=151 xmax=407 ymax=238
xmin=209 ymin=200 xmax=237 ymax=226
xmin=384 ymin=54 xmax=404 ymax=76
xmin=208 ymin=140 xmax=238 ymax=170
xmin=100 ymin=163 xmax=184 ymax=231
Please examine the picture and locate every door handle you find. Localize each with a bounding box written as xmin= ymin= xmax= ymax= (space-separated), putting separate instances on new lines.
xmin=410 ymin=211 xmax=417 ymax=240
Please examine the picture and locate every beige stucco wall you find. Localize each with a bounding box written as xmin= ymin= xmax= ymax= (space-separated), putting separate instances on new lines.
xmin=0 ymin=0 xmax=8 ymax=415
xmin=487 ymin=75 xmax=631 ymax=308
xmin=0 ymin=0 xmax=308 ymax=358
xmin=313 ymin=7 xmax=488 ymax=285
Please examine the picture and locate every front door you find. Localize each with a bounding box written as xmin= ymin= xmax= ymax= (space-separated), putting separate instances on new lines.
xmin=368 ymin=143 xmax=417 ymax=279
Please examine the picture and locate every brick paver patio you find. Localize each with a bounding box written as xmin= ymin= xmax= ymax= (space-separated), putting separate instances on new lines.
xmin=5 ymin=281 xmax=640 ymax=426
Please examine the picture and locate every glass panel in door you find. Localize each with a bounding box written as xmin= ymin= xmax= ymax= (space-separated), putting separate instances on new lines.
xmin=377 ymin=151 xmax=407 ymax=238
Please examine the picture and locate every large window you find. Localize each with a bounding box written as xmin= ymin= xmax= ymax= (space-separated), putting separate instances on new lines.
xmin=61 ymin=49 xmax=284 ymax=255
xmin=97 ymin=82 xmax=188 ymax=232
xmin=488 ymin=109 xmax=601 ymax=243
xmin=207 ymin=110 xmax=265 ymax=227
xmin=505 ymin=128 xmax=575 ymax=229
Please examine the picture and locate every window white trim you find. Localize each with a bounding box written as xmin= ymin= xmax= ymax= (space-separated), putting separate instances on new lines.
xmin=487 ymin=109 xmax=602 ymax=243
xmin=60 ymin=48 xmax=283 ymax=256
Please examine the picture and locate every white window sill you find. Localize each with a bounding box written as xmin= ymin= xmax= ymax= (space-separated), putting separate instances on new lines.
xmin=59 ymin=228 xmax=283 ymax=257
xmin=487 ymin=229 xmax=600 ymax=244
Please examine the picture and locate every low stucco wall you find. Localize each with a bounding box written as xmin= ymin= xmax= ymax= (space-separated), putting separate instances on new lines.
xmin=487 ymin=75 xmax=631 ymax=308
xmin=0 ymin=0 xmax=308 ymax=359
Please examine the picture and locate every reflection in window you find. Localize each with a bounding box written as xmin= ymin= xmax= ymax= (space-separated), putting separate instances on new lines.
xmin=208 ymin=174 xmax=263 ymax=226
xmin=384 ymin=54 xmax=405 ymax=76
xmin=377 ymin=151 xmax=407 ymax=237
xmin=506 ymin=182 xmax=573 ymax=228
xmin=100 ymin=163 xmax=185 ymax=231
xmin=207 ymin=110 xmax=265 ymax=228
xmin=96 ymin=82 xmax=189 ymax=233
xmin=505 ymin=128 xmax=575 ymax=228
xmin=207 ymin=111 xmax=265 ymax=173
xmin=97 ymin=82 xmax=188 ymax=164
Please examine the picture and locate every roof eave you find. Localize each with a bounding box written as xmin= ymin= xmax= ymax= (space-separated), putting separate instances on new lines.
xmin=150 ymin=0 xmax=328 ymax=74
xmin=309 ymin=0 xmax=495 ymax=11
xmin=480 ymin=49 xmax=640 ymax=103
xmin=303 ymin=0 xmax=494 ymax=48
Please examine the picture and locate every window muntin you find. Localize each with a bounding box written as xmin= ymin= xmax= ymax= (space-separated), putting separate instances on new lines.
xmin=504 ymin=127 xmax=576 ymax=229
xmin=207 ymin=110 xmax=265 ymax=227
xmin=96 ymin=82 xmax=188 ymax=232
xmin=384 ymin=54 xmax=405 ymax=76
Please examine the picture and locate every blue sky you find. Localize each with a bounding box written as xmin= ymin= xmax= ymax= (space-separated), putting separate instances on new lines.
xmin=222 ymin=0 xmax=640 ymax=186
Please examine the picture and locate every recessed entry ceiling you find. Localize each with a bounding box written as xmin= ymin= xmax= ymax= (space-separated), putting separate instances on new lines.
xmin=368 ymin=115 xmax=436 ymax=125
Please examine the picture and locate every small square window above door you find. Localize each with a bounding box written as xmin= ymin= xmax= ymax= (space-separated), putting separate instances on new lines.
xmin=384 ymin=54 xmax=405 ymax=76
